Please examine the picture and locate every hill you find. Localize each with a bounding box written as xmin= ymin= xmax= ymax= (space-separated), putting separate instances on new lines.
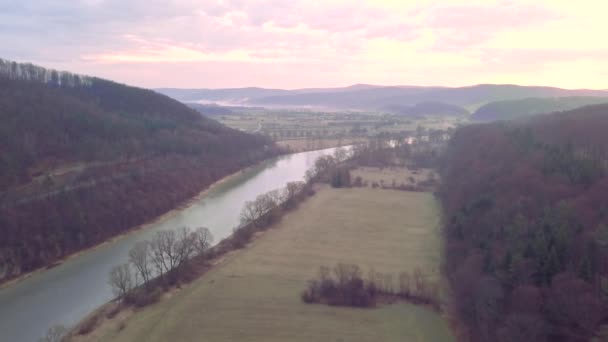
xmin=155 ymin=84 xmax=387 ymax=104
xmin=0 ymin=58 xmax=280 ymax=282
xmin=154 ymin=87 xmax=292 ymax=104
xmin=158 ymin=84 xmax=608 ymax=111
xmin=440 ymin=104 xmax=608 ymax=341
xmin=186 ymin=103 xmax=235 ymax=116
xmin=471 ymin=96 xmax=608 ymax=121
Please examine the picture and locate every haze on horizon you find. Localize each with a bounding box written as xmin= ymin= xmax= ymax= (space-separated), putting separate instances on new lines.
xmin=2 ymin=0 xmax=607 ymax=90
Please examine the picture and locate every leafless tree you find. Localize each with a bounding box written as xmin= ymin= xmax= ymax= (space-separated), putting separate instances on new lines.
xmin=333 ymin=263 xmax=361 ymax=288
xmin=108 ymin=263 xmax=133 ymax=301
xmin=149 ymin=228 xmax=199 ymax=280
xmin=283 ymin=181 xmax=304 ymax=207
xmin=129 ymin=241 xmax=152 ymax=284
xmin=239 ymin=200 xmax=259 ymax=225
xmin=174 ymin=227 xmax=197 ymax=268
xmin=150 ymin=230 xmax=177 ymax=276
xmin=240 ymin=191 xmax=282 ymax=227
xmin=194 ymin=227 xmax=214 ymax=256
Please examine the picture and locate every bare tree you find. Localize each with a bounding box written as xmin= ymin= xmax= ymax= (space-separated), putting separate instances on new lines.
xmin=149 ymin=228 xmax=199 ymax=280
xmin=333 ymin=263 xmax=361 ymax=288
xmin=239 ymin=191 xmax=281 ymax=227
xmin=283 ymin=181 xmax=304 ymax=208
xmin=129 ymin=241 xmax=152 ymax=284
xmin=239 ymin=200 xmax=259 ymax=225
xmin=150 ymin=230 xmax=177 ymax=276
xmin=194 ymin=227 xmax=214 ymax=257
xmin=109 ymin=263 xmax=133 ymax=301
xmin=174 ymin=227 xmax=197 ymax=268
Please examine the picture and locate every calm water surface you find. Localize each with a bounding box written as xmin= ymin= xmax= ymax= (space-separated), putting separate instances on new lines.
xmin=0 ymin=148 xmax=339 ymax=342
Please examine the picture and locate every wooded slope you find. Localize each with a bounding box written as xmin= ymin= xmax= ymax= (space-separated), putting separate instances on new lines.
xmin=0 ymin=59 xmax=280 ymax=281
xmin=440 ymin=104 xmax=608 ymax=341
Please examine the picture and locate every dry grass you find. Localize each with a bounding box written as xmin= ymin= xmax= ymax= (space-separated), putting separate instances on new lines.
xmin=351 ymin=166 xmax=437 ymax=187
xmin=80 ymin=187 xmax=453 ymax=342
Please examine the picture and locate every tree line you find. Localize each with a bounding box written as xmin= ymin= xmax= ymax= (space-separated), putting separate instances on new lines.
xmin=108 ymin=226 xmax=214 ymax=305
xmin=439 ymin=104 xmax=608 ymax=341
xmin=0 ymin=59 xmax=282 ymax=284
xmin=102 ymin=150 xmax=356 ymax=309
xmin=301 ymin=263 xmax=440 ymax=310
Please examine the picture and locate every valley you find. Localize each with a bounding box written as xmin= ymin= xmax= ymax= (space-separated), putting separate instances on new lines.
xmin=71 ymin=172 xmax=454 ymax=342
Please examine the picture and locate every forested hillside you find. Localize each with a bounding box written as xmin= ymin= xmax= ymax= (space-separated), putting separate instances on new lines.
xmin=440 ymin=104 xmax=608 ymax=341
xmin=472 ymin=96 xmax=608 ymax=121
xmin=0 ymin=59 xmax=281 ymax=282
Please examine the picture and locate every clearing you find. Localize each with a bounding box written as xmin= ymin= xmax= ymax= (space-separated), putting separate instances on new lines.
xmin=351 ymin=166 xmax=437 ymax=188
xmin=80 ymin=186 xmax=453 ymax=342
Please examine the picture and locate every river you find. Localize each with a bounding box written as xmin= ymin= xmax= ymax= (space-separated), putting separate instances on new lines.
xmin=0 ymin=147 xmax=339 ymax=342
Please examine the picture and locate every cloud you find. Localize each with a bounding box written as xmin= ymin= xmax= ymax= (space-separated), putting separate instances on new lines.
xmin=0 ymin=0 xmax=421 ymax=64
xmin=425 ymin=2 xmax=560 ymax=51
xmin=1 ymin=0 xmax=607 ymax=89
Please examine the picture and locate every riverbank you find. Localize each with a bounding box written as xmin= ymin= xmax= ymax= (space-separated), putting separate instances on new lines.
xmin=0 ymin=159 xmax=266 ymax=290
xmin=71 ymin=183 xmax=454 ymax=342
xmin=1 ymin=147 xmax=350 ymax=342
xmin=276 ymin=137 xmax=366 ymax=153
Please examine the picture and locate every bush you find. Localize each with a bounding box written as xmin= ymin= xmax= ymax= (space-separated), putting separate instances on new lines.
xmin=301 ymin=264 xmax=376 ymax=308
xmin=77 ymin=313 xmax=100 ymax=335
xmin=231 ymin=225 xmax=254 ymax=248
xmin=124 ymin=287 xmax=163 ymax=307
xmin=330 ymin=168 xmax=352 ymax=188
xmin=302 ymin=265 xmax=439 ymax=310
xmin=105 ymin=304 xmax=121 ymax=319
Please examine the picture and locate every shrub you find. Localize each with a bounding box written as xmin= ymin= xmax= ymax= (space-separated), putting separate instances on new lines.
xmin=124 ymin=287 xmax=163 ymax=308
xmin=77 ymin=313 xmax=100 ymax=335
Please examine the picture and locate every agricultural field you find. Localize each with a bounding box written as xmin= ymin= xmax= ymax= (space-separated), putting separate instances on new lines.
xmin=81 ymin=185 xmax=453 ymax=342
xmin=351 ymin=166 xmax=438 ymax=188
xmin=215 ymin=109 xmax=465 ymax=144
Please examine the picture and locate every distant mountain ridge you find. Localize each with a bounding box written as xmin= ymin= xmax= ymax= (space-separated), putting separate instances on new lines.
xmin=156 ymin=84 xmax=608 ymax=112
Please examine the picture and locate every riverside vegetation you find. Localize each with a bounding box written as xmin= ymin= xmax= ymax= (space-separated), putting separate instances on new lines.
xmin=59 ymin=136 xmax=453 ymax=342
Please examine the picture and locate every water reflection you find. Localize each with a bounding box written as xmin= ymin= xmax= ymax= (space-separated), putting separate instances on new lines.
xmin=0 ymin=147 xmax=339 ymax=342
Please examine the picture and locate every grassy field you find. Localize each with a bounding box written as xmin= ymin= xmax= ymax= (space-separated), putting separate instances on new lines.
xmin=215 ymin=109 xmax=464 ymax=142
xmin=351 ymin=166 xmax=437 ymax=187
xmin=81 ymin=187 xmax=453 ymax=342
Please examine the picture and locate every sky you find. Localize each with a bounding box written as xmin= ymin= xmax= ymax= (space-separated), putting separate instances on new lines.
xmin=1 ymin=0 xmax=607 ymax=89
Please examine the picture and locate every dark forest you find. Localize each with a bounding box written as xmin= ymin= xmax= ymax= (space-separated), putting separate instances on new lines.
xmin=440 ymin=104 xmax=608 ymax=341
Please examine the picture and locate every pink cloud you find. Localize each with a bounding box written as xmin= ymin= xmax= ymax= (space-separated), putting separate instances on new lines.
xmin=427 ymin=3 xmax=560 ymax=50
